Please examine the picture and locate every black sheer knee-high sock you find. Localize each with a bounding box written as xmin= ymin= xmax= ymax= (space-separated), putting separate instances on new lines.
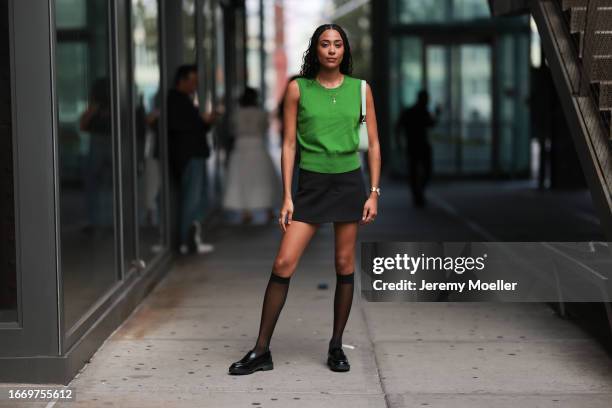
xmin=252 ymin=272 xmax=291 ymax=356
xmin=329 ymin=272 xmax=354 ymax=351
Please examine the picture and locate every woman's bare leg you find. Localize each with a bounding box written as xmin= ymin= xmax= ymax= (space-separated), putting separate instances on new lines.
xmin=330 ymin=221 xmax=359 ymax=351
xmin=252 ymin=220 xmax=319 ymax=355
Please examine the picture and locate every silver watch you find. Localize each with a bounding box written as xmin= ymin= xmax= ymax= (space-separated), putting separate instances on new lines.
xmin=370 ymin=186 xmax=380 ymax=196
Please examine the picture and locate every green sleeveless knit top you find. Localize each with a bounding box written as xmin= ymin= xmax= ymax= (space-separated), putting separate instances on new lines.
xmin=295 ymin=75 xmax=361 ymax=173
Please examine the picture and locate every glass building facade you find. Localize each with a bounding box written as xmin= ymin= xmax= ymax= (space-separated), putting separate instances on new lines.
xmin=0 ymin=0 xmax=247 ymax=383
xmin=380 ymin=0 xmax=531 ymax=177
xmin=0 ymin=0 xmax=16 ymax=325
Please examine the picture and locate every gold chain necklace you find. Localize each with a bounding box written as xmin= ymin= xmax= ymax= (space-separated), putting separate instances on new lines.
xmin=331 ymin=91 xmax=338 ymax=104
xmin=316 ymin=75 xmax=344 ymax=104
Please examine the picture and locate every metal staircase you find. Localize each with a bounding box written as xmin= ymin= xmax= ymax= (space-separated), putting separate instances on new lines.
xmin=490 ymin=0 xmax=612 ymax=338
xmin=561 ymin=0 xmax=611 ymax=130
xmin=492 ymin=0 xmax=612 ymax=241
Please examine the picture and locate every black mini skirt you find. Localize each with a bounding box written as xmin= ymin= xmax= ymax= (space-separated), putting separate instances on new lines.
xmin=292 ymin=166 xmax=368 ymax=224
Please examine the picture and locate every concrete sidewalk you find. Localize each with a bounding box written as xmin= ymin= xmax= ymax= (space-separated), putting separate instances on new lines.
xmin=8 ymin=180 xmax=612 ymax=407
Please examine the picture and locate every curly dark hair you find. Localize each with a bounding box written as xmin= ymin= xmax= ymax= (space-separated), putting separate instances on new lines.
xmin=299 ymin=24 xmax=352 ymax=79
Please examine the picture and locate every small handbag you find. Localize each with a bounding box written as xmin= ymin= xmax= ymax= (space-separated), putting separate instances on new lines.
xmin=358 ymin=79 xmax=369 ymax=151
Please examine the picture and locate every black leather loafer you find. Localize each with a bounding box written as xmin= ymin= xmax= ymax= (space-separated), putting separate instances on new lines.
xmin=327 ymin=347 xmax=350 ymax=372
xmin=228 ymin=349 xmax=273 ymax=375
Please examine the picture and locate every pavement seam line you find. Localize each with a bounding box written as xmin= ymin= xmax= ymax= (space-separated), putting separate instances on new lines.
xmin=357 ymin=271 xmax=391 ymax=407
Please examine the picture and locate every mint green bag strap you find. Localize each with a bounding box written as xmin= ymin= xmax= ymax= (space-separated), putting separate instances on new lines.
xmin=358 ymin=80 xmax=369 ymax=151
xmin=361 ymin=79 xmax=367 ymax=119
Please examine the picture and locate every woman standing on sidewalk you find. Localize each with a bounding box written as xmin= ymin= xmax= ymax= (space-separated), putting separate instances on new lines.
xmin=228 ymin=23 xmax=382 ymax=375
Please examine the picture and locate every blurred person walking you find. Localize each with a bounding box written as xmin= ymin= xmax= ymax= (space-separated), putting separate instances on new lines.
xmin=167 ymin=64 xmax=217 ymax=255
xmin=395 ymin=90 xmax=440 ymax=207
xmin=228 ymin=23 xmax=382 ymax=375
xmin=222 ymin=87 xmax=280 ymax=224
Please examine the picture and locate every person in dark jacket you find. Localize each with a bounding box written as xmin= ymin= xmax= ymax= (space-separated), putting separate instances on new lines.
xmin=168 ymin=64 xmax=217 ymax=254
xmin=395 ymin=90 xmax=440 ymax=207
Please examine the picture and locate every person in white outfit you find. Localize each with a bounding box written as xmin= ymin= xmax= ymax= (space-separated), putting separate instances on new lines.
xmin=223 ymin=88 xmax=281 ymax=223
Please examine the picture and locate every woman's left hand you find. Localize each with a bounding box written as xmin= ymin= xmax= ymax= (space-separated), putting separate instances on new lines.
xmin=361 ymin=196 xmax=378 ymax=224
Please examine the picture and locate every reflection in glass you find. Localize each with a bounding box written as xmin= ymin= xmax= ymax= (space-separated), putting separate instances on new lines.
xmin=390 ymin=37 xmax=422 ymax=173
xmin=0 ymin=0 xmax=17 ymax=322
xmin=395 ymin=0 xmax=448 ymax=23
xmin=426 ymin=46 xmax=454 ymax=174
xmin=55 ymin=0 xmax=117 ymax=330
xmin=215 ymin=4 xmax=226 ymax=105
xmin=453 ymin=0 xmax=490 ymax=20
xmin=426 ymin=44 xmax=493 ymax=175
xmin=55 ymin=0 xmax=86 ymax=29
xmin=399 ymin=38 xmax=422 ymax=110
xmin=183 ymin=0 xmax=196 ymax=63
xmin=497 ymin=32 xmax=530 ymax=174
xmin=245 ymin=0 xmax=262 ymax=89
xmin=196 ymin=0 xmax=216 ymax=217
xmin=213 ymin=3 xmax=226 ymax=201
xmin=394 ymin=0 xmax=489 ymax=23
xmin=132 ymin=0 xmax=165 ymax=262
xmin=460 ymin=45 xmax=492 ymax=173
xmin=202 ymin=0 xmax=216 ymax=109
xmin=498 ymin=35 xmax=514 ymax=172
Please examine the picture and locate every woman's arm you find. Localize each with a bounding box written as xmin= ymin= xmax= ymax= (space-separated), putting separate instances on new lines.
xmin=279 ymin=79 xmax=300 ymax=231
xmin=365 ymin=83 xmax=381 ymax=196
xmin=362 ymin=82 xmax=381 ymax=223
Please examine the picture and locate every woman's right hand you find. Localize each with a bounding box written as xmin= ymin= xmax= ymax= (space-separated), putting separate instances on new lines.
xmin=279 ymin=197 xmax=294 ymax=233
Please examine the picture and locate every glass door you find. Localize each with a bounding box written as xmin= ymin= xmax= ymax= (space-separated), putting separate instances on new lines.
xmin=130 ymin=0 xmax=166 ymax=266
xmin=390 ymin=36 xmax=423 ymax=175
xmin=459 ymin=44 xmax=492 ymax=173
xmin=425 ymin=45 xmax=454 ymax=173
xmin=424 ymin=42 xmax=492 ymax=175
xmin=55 ymin=0 xmax=120 ymax=332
